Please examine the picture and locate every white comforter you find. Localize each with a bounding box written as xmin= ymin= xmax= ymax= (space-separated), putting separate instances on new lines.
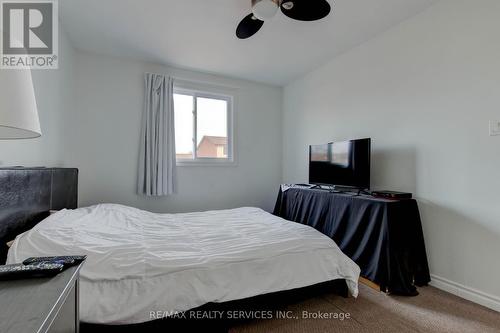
xmin=8 ymin=204 xmax=360 ymax=324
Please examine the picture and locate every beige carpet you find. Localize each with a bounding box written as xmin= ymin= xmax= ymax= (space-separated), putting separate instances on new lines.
xmin=229 ymin=284 xmax=500 ymax=333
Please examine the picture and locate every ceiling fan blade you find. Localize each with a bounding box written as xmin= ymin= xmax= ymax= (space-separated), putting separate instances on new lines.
xmin=236 ymin=13 xmax=264 ymax=39
xmin=280 ymin=0 xmax=331 ymax=21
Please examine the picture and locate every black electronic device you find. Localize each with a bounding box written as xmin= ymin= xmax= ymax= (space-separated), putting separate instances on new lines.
xmin=309 ymin=138 xmax=371 ymax=189
xmin=0 ymin=263 xmax=64 ymax=280
xmin=23 ymin=255 xmax=87 ymax=268
xmin=371 ymin=190 xmax=413 ymax=200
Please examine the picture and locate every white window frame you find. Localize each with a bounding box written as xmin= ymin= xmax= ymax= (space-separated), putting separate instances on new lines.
xmin=174 ymin=83 xmax=235 ymax=167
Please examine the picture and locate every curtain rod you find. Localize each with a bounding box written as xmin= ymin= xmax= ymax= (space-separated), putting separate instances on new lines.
xmin=145 ymin=72 xmax=241 ymax=90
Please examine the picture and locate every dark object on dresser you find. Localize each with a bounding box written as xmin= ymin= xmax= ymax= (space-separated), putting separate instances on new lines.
xmin=0 ymin=263 xmax=82 ymax=333
xmin=273 ymin=186 xmax=430 ymax=296
xmin=309 ymin=138 xmax=371 ymax=189
xmin=0 ymin=167 xmax=78 ymax=264
xmin=371 ymin=190 xmax=413 ymax=199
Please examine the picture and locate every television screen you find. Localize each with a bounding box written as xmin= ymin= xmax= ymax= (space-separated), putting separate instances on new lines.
xmin=309 ymin=138 xmax=371 ymax=189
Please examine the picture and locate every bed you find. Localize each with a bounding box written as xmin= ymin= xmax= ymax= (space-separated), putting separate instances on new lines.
xmin=2 ymin=168 xmax=360 ymax=327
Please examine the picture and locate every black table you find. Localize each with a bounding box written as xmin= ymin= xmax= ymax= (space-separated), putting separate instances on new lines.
xmin=273 ymin=185 xmax=430 ymax=295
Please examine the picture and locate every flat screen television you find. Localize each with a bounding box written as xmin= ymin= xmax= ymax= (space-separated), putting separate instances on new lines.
xmin=309 ymin=138 xmax=371 ymax=189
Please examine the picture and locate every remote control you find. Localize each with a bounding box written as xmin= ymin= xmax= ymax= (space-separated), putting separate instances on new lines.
xmin=0 ymin=263 xmax=64 ymax=280
xmin=23 ymin=255 xmax=87 ymax=267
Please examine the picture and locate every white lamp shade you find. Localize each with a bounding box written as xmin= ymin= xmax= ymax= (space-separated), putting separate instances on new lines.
xmin=0 ymin=67 xmax=41 ymax=139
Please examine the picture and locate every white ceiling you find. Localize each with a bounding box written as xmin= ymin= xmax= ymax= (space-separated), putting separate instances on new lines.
xmin=60 ymin=0 xmax=439 ymax=86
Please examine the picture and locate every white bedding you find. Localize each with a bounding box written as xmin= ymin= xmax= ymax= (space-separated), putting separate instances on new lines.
xmin=7 ymin=204 xmax=360 ymax=324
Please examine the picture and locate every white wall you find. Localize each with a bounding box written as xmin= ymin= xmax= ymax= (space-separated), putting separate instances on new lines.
xmin=0 ymin=26 xmax=282 ymax=217
xmin=283 ymin=0 xmax=500 ymax=309
xmin=0 ymin=30 xmax=75 ymax=166
xmin=64 ymin=51 xmax=282 ymax=213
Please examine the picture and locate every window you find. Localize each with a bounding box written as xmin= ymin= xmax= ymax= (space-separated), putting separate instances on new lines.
xmin=174 ymin=85 xmax=234 ymax=165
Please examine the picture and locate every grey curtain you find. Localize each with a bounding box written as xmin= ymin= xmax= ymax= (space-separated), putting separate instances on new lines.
xmin=138 ymin=73 xmax=177 ymax=196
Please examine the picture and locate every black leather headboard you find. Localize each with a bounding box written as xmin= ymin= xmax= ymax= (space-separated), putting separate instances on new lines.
xmin=0 ymin=168 xmax=78 ymax=263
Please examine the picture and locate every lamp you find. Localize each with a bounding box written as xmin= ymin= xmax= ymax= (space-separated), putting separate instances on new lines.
xmin=0 ymin=66 xmax=41 ymax=139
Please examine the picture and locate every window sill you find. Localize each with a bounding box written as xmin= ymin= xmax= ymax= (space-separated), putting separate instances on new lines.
xmin=176 ymin=159 xmax=237 ymax=167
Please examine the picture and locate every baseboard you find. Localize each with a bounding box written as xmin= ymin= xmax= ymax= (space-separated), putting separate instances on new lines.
xmin=430 ymin=274 xmax=500 ymax=312
xmin=359 ymin=276 xmax=381 ymax=292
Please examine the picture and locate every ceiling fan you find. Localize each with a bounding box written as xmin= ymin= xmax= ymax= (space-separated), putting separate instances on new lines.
xmin=236 ymin=0 xmax=332 ymax=39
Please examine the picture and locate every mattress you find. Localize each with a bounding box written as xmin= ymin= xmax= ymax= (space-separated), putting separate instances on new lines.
xmin=7 ymin=204 xmax=360 ymax=324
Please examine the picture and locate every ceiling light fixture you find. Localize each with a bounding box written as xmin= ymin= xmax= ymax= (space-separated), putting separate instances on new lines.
xmin=251 ymin=0 xmax=279 ymax=21
xmin=237 ymin=0 xmax=331 ymax=39
xmin=281 ymin=1 xmax=294 ymax=10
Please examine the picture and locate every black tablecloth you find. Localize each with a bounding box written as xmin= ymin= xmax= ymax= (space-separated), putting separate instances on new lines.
xmin=273 ymin=186 xmax=430 ymax=295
